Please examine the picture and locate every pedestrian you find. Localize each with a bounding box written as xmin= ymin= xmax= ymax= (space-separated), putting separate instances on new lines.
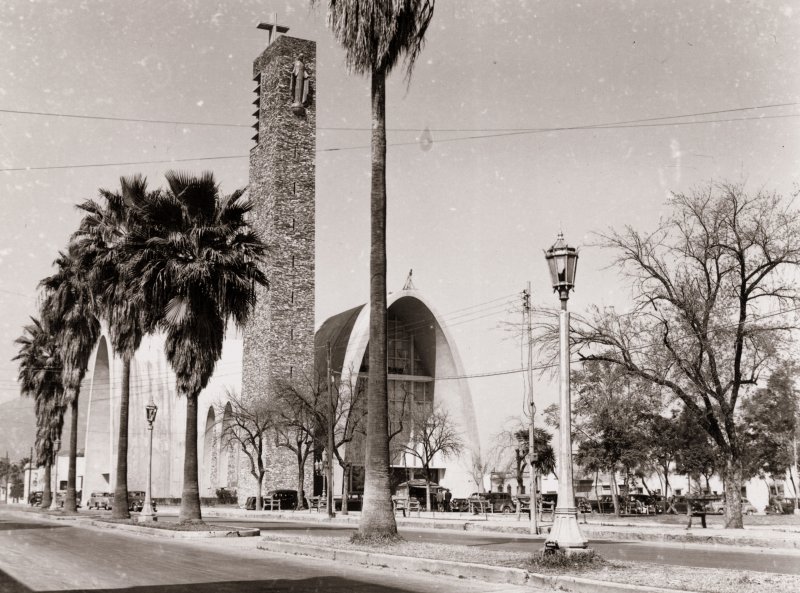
xmin=436 ymin=489 xmax=444 ymax=511
xmin=444 ymin=489 xmax=452 ymax=512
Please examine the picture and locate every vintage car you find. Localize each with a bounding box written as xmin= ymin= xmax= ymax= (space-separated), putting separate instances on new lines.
xmin=88 ymin=491 xmax=114 ymax=510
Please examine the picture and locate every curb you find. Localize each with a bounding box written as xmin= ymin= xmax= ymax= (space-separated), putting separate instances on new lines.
xmin=257 ymin=539 xmax=702 ymax=593
xmin=85 ymin=519 xmax=260 ymax=539
xmin=197 ymin=509 xmax=798 ymax=551
xmin=0 ymin=508 xmax=259 ymax=539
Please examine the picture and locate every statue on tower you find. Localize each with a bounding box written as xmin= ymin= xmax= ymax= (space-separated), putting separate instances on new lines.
xmin=290 ymin=55 xmax=310 ymax=115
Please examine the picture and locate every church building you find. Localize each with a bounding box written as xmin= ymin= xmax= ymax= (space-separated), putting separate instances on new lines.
xmin=44 ymin=29 xmax=481 ymax=508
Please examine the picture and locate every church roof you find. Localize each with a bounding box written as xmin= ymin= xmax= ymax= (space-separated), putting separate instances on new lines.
xmin=314 ymin=304 xmax=365 ymax=378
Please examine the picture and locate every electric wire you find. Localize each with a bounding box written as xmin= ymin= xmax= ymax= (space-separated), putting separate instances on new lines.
xmin=2 ymin=106 xmax=798 ymax=171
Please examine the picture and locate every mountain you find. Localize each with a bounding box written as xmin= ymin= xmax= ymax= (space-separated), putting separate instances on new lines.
xmin=0 ymin=398 xmax=36 ymax=461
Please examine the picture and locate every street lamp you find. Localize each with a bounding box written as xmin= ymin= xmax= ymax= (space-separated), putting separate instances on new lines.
xmin=543 ymin=233 xmax=588 ymax=552
xmin=49 ymin=438 xmax=61 ymax=511
xmin=138 ymin=399 xmax=158 ymax=523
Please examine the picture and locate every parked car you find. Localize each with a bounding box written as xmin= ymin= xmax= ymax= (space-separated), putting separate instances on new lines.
xmin=714 ymin=498 xmax=756 ymax=515
xmin=484 ymin=492 xmax=516 ymax=513
xmin=627 ymin=494 xmax=660 ymax=515
xmin=586 ymin=495 xmax=616 ymax=513
xmin=89 ymin=491 xmax=114 ymax=510
xmin=449 ymin=497 xmax=469 ymax=512
xmin=127 ymin=491 xmax=156 ymax=512
xmin=267 ymin=489 xmax=299 ymax=510
xmin=574 ymin=496 xmax=593 ymax=514
xmin=56 ymin=490 xmax=82 ymax=508
xmin=245 ymin=489 xmax=299 ymax=510
xmin=764 ymin=497 xmax=796 ymax=515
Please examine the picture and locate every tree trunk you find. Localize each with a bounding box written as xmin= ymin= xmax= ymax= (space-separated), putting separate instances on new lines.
xmin=256 ymin=471 xmax=264 ymax=512
xmin=64 ymin=394 xmax=79 ymax=514
xmin=722 ymin=455 xmax=744 ymax=528
xmin=41 ymin=464 xmax=52 ymax=509
xmin=610 ymin=471 xmax=620 ymax=516
xmin=341 ymin=463 xmax=350 ymax=515
xmin=359 ymin=69 xmax=397 ymax=538
xmin=425 ymin=467 xmax=432 ymax=513
xmin=179 ymin=394 xmax=202 ymax=522
xmin=112 ymin=355 xmax=131 ymax=519
xmin=297 ymin=449 xmax=306 ymax=509
xmin=594 ymin=470 xmax=601 ymax=513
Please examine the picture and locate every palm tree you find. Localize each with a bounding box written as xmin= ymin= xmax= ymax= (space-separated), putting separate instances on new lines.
xmin=316 ymin=0 xmax=435 ymax=538
xmin=40 ymin=248 xmax=101 ymax=514
xmin=128 ymin=171 xmax=267 ymax=523
xmin=73 ymin=175 xmax=153 ymax=519
xmin=14 ymin=316 xmax=66 ymax=509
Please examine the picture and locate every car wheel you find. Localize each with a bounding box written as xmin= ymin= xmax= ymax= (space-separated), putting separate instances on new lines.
xmin=501 ymin=506 xmax=512 ymax=514
xmin=717 ymin=509 xmax=724 ymax=515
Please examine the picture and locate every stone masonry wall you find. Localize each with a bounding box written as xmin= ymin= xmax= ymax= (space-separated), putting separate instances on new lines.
xmin=240 ymin=35 xmax=316 ymax=502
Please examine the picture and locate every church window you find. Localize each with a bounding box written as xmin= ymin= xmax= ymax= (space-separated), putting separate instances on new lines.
xmin=291 ymin=290 xmax=294 ymax=303
xmin=289 ymin=366 xmax=293 ymax=378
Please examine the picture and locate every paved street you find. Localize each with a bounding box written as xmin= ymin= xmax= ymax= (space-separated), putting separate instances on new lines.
xmin=0 ymin=512 xmax=534 ymax=593
xmin=157 ymin=516 xmax=800 ymax=575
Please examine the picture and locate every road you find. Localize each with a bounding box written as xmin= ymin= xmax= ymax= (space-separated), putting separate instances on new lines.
xmin=158 ymin=516 xmax=800 ymax=575
xmin=0 ymin=512 xmax=534 ymax=593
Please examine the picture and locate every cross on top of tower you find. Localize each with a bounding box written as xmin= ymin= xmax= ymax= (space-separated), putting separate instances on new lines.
xmin=257 ymin=13 xmax=289 ymax=45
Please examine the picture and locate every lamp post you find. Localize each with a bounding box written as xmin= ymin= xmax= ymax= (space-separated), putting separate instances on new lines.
xmin=544 ymin=233 xmax=588 ymax=552
xmin=138 ymin=399 xmax=158 ymax=522
xmin=49 ymin=438 xmax=61 ymax=511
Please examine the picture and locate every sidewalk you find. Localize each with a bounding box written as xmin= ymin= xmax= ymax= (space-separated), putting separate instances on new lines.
xmin=181 ymin=505 xmax=800 ymax=551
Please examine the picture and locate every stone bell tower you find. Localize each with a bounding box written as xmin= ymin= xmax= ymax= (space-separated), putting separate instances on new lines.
xmin=240 ymin=26 xmax=316 ymax=494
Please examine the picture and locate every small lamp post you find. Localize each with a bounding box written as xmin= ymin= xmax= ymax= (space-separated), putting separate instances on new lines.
xmin=544 ymin=233 xmax=588 ymax=552
xmin=138 ymin=399 xmax=158 ymax=522
xmin=49 ymin=438 xmax=61 ymax=510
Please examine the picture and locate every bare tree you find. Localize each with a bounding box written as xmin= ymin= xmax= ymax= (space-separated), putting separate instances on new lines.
xmin=398 ymin=406 xmax=463 ymax=510
xmin=272 ymin=372 xmax=324 ymax=509
xmin=466 ymin=444 xmax=500 ymax=494
xmin=273 ymin=365 xmax=368 ymax=514
xmin=329 ymin=370 xmax=368 ymax=514
xmin=217 ymin=389 xmax=272 ymax=512
xmin=537 ymin=183 xmax=800 ymax=528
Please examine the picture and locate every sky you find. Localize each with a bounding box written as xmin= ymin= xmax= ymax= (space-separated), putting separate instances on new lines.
xmin=1 ymin=0 xmax=799 ymax=449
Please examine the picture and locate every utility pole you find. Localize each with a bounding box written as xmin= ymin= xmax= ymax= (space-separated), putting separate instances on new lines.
xmin=524 ymin=283 xmax=539 ymax=535
xmin=27 ymin=446 xmax=33 ymax=504
xmin=326 ymin=342 xmax=336 ymax=518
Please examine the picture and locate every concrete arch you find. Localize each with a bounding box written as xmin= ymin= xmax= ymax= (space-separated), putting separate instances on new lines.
xmin=218 ymin=402 xmax=234 ymax=488
xmin=84 ymin=336 xmax=113 ymax=497
xmin=333 ymin=289 xmax=481 ymax=496
xmin=201 ymin=406 xmax=216 ymax=496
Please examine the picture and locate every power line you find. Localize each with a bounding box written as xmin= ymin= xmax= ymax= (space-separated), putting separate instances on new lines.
xmin=2 ymin=100 xmax=797 ymax=132
xmin=2 ymin=107 xmax=798 ymax=172
xmin=0 ymin=108 xmax=251 ymax=129
xmin=0 ymin=155 xmax=246 ymax=173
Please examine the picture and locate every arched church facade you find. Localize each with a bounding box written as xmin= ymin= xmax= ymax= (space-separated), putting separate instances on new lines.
xmin=316 ymin=288 xmax=481 ymax=499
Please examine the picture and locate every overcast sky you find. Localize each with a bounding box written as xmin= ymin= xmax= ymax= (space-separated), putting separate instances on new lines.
xmin=1 ymin=0 xmax=798 ymax=447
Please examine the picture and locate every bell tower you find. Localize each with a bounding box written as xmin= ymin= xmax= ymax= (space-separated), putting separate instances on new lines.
xmin=242 ymin=27 xmax=316 ymax=487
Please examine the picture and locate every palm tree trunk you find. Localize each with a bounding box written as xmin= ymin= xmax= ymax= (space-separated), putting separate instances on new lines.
xmin=179 ymin=394 xmax=202 ymax=522
xmin=41 ymin=464 xmax=52 ymax=509
xmin=360 ymin=69 xmax=397 ymax=538
xmin=64 ymin=394 xmax=79 ymax=514
xmin=112 ymin=355 xmax=131 ymax=519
